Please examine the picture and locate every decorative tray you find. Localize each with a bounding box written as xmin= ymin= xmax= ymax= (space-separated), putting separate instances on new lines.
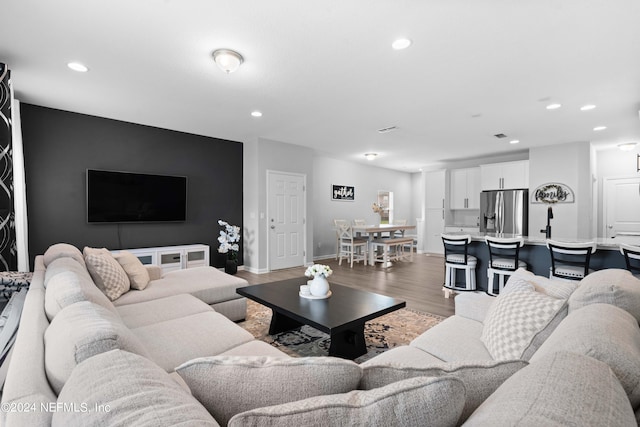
xmin=299 ymin=290 xmax=332 ymax=300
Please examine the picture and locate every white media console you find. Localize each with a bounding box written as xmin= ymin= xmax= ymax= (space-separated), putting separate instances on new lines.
xmin=113 ymin=244 xmax=210 ymax=275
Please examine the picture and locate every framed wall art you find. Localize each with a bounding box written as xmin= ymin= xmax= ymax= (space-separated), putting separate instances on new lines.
xmin=332 ymin=185 xmax=355 ymax=201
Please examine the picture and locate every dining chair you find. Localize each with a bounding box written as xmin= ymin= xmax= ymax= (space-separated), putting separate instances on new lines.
xmin=333 ymin=219 xmax=349 ymax=260
xmin=546 ymin=239 xmax=596 ymax=281
xmin=441 ymin=234 xmax=476 ymax=297
xmin=336 ymin=222 xmax=368 ymax=268
xmin=619 ymin=243 xmax=640 ymax=278
xmin=485 ymin=236 xmax=526 ymax=296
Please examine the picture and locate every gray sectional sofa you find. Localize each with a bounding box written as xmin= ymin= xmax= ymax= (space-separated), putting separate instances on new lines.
xmin=2 ymin=243 xmax=640 ymax=426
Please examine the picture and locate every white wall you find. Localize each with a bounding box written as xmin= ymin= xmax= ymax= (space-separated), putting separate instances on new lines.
xmin=312 ymin=156 xmax=413 ymax=259
xmin=242 ymin=138 xmax=260 ymax=271
xmin=528 ymin=142 xmax=593 ymax=239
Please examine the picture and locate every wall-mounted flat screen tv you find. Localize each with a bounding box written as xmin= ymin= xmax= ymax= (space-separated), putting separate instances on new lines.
xmin=87 ymin=169 xmax=187 ymax=223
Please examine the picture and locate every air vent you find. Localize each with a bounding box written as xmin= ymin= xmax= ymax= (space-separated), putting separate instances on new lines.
xmin=377 ymin=126 xmax=398 ymax=134
xmin=494 ymin=133 xmax=507 ymax=139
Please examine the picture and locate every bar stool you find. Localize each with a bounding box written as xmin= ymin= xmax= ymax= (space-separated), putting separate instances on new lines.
xmin=485 ymin=236 xmax=527 ymax=296
xmin=546 ymin=239 xmax=596 ymax=281
xmin=441 ymin=234 xmax=477 ymax=298
xmin=619 ymin=243 xmax=640 ymax=278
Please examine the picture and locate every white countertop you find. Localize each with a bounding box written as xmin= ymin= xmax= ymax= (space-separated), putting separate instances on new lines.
xmin=445 ymin=231 xmax=630 ymax=251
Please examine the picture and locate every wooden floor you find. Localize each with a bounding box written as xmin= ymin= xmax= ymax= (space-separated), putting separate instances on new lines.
xmin=236 ymin=253 xmax=456 ymax=318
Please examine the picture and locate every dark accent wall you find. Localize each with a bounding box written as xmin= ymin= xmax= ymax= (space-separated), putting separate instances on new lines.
xmin=21 ymin=104 xmax=243 ymax=268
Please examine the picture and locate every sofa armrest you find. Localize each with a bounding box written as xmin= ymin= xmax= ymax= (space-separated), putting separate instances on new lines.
xmin=145 ymin=265 xmax=162 ymax=281
xmin=455 ymin=292 xmax=495 ymax=323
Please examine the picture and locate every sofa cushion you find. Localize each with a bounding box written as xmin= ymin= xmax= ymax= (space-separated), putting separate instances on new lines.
xmin=131 ymin=311 xmax=254 ymax=372
xmin=508 ymin=268 xmax=578 ymax=300
xmin=481 ymin=279 xmax=566 ymax=361
xmin=228 ymin=376 xmax=466 ymax=427
xmin=410 ymin=316 xmax=493 ymax=362
xmin=216 ymin=340 xmax=292 ymax=358
xmin=360 ymin=358 xmax=527 ymax=424
xmin=53 ymin=350 xmax=219 ymax=427
xmin=85 ymin=252 xmax=130 ymax=300
xmin=115 ymin=294 xmax=213 ymax=328
xmin=44 ymin=257 xmax=92 ymax=288
xmin=112 ymin=266 xmax=248 ymax=306
xmin=0 ymin=289 xmax=56 ymax=427
xmin=44 ymin=301 xmax=150 ymax=394
xmin=43 ymin=243 xmax=85 ymax=268
xmin=177 ymin=356 xmax=362 ymax=426
xmin=530 ymin=303 xmax=640 ymax=410
xmin=569 ymin=268 xmax=640 ymax=322
xmin=44 ymin=271 xmax=118 ymax=321
xmin=463 ymin=352 xmax=636 ymax=426
xmin=113 ymin=250 xmax=150 ymax=290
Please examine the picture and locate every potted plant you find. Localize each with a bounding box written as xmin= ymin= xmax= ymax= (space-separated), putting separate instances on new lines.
xmin=218 ymin=219 xmax=240 ymax=274
xmin=304 ymin=264 xmax=333 ymax=297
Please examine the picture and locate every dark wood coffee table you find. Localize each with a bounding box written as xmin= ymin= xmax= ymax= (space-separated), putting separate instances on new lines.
xmin=236 ymin=278 xmax=406 ymax=359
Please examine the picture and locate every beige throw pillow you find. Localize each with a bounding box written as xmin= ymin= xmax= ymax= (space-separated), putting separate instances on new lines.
xmin=228 ymin=376 xmax=466 ymax=427
xmin=176 ymin=356 xmax=362 ymax=425
xmin=85 ymin=252 xmax=130 ymax=300
xmin=507 ymin=268 xmax=578 ymax=300
xmin=114 ymin=251 xmax=150 ymax=290
xmin=481 ymin=279 xmax=566 ymax=361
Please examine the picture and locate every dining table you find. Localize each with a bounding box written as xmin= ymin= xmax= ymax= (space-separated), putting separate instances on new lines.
xmin=351 ymin=224 xmax=417 ymax=266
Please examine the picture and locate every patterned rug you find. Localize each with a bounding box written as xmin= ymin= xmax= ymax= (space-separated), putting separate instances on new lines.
xmin=238 ymin=300 xmax=445 ymax=363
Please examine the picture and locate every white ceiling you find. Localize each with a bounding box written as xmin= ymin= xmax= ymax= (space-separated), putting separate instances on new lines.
xmin=2 ymin=0 xmax=640 ymax=171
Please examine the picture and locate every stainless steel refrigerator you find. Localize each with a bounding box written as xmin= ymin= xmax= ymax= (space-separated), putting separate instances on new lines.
xmin=480 ymin=189 xmax=529 ymax=235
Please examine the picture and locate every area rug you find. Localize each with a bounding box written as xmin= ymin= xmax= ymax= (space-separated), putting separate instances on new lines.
xmin=238 ymin=300 xmax=445 ymax=363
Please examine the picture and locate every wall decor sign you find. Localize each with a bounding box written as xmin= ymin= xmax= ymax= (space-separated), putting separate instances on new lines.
xmin=332 ymin=185 xmax=355 ymax=201
xmin=531 ymin=182 xmax=575 ymax=204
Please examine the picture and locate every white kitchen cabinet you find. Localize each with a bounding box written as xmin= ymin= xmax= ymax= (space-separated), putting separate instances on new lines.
xmin=480 ymin=160 xmax=529 ymax=190
xmin=423 ymin=170 xmax=446 ymax=254
xmin=450 ymin=167 xmax=480 ymax=209
xmin=114 ymin=244 xmax=210 ymax=275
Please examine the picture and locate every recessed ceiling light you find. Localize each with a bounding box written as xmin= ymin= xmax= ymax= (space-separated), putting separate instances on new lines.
xmin=364 ymin=153 xmax=378 ymax=161
xmin=546 ymin=103 xmax=562 ymax=110
xmin=580 ymin=104 xmax=596 ymax=111
xmin=251 ymin=111 xmax=262 ymax=117
xmin=593 ymin=126 xmax=607 ymax=131
xmin=67 ymin=62 xmax=89 ymax=72
xmin=618 ymin=142 xmax=637 ymax=151
xmin=391 ymin=39 xmax=412 ymax=50
xmin=509 ymin=140 xmax=520 ymax=144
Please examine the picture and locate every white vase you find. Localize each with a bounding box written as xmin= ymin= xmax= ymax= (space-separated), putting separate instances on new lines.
xmin=309 ymin=275 xmax=330 ymax=297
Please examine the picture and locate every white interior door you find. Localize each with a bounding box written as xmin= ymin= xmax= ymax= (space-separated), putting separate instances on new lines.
xmin=268 ymin=171 xmax=306 ymax=270
xmin=604 ymin=177 xmax=640 ymax=240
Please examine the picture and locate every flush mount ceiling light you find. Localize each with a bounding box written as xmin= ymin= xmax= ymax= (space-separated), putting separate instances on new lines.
xmin=364 ymin=153 xmax=378 ymax=161
xmin=67 ymin=62 xmax=88 ymax=72
xmin=593 ymin=126 xmax=607 ymax=131
xmin=392 ymin=38 xmax=412 ymax=50
xmin=546 ymin=103 xmax=562 ymax=110
xmin=251 ymin=111 xmax=262 ymax=117
xmin=212 ymin=49 xmax=244 ymax=73
xmin=618 ymin=142 xmax=637 ymax=151
xmin=580 ymin=104 xmax=596 ymax=111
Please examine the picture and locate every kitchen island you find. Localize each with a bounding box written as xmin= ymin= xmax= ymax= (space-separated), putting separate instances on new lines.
xmin=444 ymin=232 xmax=629 ymax=293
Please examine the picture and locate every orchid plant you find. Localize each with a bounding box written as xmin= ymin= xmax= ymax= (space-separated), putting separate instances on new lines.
xmin=218 ymin=220 xmax=240 ymax=261
xmin=304 ymin=264 xmax=333 ymax=279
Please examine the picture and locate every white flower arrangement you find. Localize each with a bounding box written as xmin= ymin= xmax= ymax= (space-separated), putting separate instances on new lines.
xmin=218 ymin=219 xmax=240 ymax=260
xmin=305 ymin=264 xmax=333 ymax=278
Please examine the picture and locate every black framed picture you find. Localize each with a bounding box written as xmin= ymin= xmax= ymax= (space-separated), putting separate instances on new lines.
xmin=332 ymin=185 xmax=355 ymax=201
